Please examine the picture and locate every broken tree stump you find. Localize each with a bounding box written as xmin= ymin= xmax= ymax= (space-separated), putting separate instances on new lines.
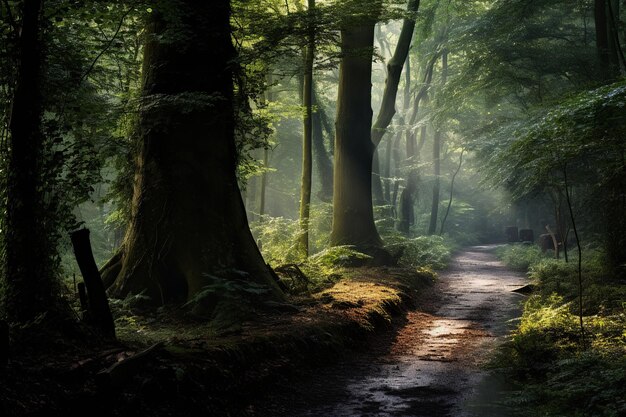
xmin=71 ymin=229 xmax=116 ymax=338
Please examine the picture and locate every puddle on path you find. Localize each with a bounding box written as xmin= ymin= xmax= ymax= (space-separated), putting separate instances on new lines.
xmin=256 ymin=245 xmax=527 ymax=417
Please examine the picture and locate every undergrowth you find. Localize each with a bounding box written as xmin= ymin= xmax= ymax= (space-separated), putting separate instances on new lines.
xmin=250 ymin=213 xmax=454 ymax=295
xmin=493 ymin=244 xmax=626 ymax=416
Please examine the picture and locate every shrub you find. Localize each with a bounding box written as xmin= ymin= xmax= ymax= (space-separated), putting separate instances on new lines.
xmin=496 ymin=244 xmax=547 ymax=271
xmin=384 ymin=233 xmax=453 ymax=270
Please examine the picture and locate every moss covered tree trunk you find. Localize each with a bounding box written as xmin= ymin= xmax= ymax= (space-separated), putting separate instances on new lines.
xmin=330 ymin=2 xmax=382 ymax=248
xmin=106 ymin=1 xmax=282 ymax=304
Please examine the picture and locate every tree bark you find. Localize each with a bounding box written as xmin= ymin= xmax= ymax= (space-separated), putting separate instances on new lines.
xmin=330 ymin=2 xmax=382 ymax=248
xmin=563 ymin=166 xmax=584 ymax=340
xmin=428 ymin=51 xmax=447 ymax=235
xmin=371 ymin=0 xmax=420 ymax=148
xmin=312 ymin=86 xmax=334 ymax=202
xmin=405 ymin=52 xmax=438 ymax=161
xmin=370 ymin=0 xmax=420 ymax=204
xmin=299 ymin=0 xmax=315 ymax=256
xmin=427 ymin=129 xmax=442 ymax=235
xmin=439 ymin=149 xmax=464 ymax=235
xmin=4 ymin=0 xmax=54 ymax=323
xmin=70 ymin=229 xmax=115 ymax=337
xmin=107 ymin=1 xmax=283 ymax=304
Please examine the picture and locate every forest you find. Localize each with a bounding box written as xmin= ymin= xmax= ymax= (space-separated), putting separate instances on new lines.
xmin=0 ymin=0 xmax=625 ymax=416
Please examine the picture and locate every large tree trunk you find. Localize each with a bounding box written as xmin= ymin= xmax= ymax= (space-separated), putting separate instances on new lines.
xmin=4 ymin=0 xmax=54 ymax=323
xmin=299 ymin=0 xmax=315 ymax=256
xmin=330 ymin=3 xmax=382 ymax=248
xmin=106 ymin=1 xmax=282 ymax=304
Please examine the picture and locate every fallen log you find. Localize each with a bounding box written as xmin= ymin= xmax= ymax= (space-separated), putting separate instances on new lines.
xmin=96 ymin=342 xmax=164 ymax=388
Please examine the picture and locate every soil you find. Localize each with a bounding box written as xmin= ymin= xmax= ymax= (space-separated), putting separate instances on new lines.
xmin=0 ymin=245 xmax=526 ymax=417
xmin=250 ymin=245 xmax=527 ymax=416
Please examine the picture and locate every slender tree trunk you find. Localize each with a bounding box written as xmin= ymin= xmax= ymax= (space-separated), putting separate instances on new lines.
xmin=370 ymin=0 xmax=420 ymax=204
xmin=330 ymin=2 xmax=382 ymax=248
xmin=404 ymin=52 xmax=438 ymax=161
xmin=105 ymin=0 xmax=282 ymax=304
xmin=259 ymin=150 xmax=269 ymax=218
xmin=428 ymin=51 xmax=447 ymax=235
xmin=260 ymin=74 xmax=276 ymax=220
xmin=371 ymin=0 xmax=420 ymax=148
xmin=5 ymin=0 xmax=54 ymax=323
xmin=563 ymin=166 xmax=584 ymax=340
xmin=299 ymin=0 xmax=315 ymax=256
xmin=398 ymin=171 xmax=418 ymax=234
xmin=427 ymin=130 xmax=441 ymax=235
xmin=312 ymin=86 xmax=333 ymax=202
xmin=439 ymin=149 xmax=464 ymax=235
xmin=372 ymin=150 xmax=385 ymax=204
xmin=595 ymin=0 xmax=619 ymax=78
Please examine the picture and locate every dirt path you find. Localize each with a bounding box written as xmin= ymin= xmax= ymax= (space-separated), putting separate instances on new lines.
xmin=255 ymin=245 xmax=526 ymax=417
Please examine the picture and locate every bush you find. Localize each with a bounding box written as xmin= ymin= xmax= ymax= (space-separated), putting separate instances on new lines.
xmin=249 ymin=215 xmax=303 ymax=264
xmin=496 ymin=244 xmax=547 ymax=271
xmin=492 ymin=246 xmax=626 ymax=417
xmin=384 ymin=233 xmax=454 ymax=270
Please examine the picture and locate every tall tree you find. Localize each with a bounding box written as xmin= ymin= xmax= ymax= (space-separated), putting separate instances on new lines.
xmin=312 ymin=86 xmax=334 ymax=202
xmin=371 ymin=0 xmax=420 ymax=147
xmin=299 ymin=0 xmax=315 ymax=256
xmin=330 ymin=0 xmax=382 ymax=248
xmin=4 ymin=0 xmax=54 ymax=323
xmin=428 ymin=50 xmax=447 ymax=235
xmin=371 ymin=0 xmax=420 ymax=204
xmin=104 ymin=0 xmax=283 ymax=304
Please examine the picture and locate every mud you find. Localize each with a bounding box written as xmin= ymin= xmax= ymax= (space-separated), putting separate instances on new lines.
xmin=254 ymin=245 xmax=527 ymax=417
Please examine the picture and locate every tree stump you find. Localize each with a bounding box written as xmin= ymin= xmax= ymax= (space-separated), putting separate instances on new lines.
xmin=71 ymin=229 xmax=116 ymax=338
xmin=505 ymin=226 xmax=519 ymax=243
xmin=539 ymin=234 xmax=554 ymax=252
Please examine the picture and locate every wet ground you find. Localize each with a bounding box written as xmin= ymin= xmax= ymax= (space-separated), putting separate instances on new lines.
xmin=254 ymin=245 xmax=527 ymax=417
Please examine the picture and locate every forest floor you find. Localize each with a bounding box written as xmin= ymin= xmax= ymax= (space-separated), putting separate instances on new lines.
xmin=0 ymin=245 xmax=527 ymax=417
xmin=251 ymin=245 xmax=528 ymax=417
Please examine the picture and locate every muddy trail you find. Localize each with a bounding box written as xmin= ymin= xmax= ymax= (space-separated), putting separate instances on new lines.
xmin=253 ymin=245 xmax=527 ymax=417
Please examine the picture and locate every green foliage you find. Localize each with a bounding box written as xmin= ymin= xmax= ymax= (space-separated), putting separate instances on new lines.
xmin=384 ymin=233 xmax=453 ymax=270
xmin=493 ymin=243 xmax=626 ymax=416
xmin=497 ymin=294 xmax=626 ymax=417
xmin=183 ymin=272 xmax=272 ymax=331
xmin=496 ymin=244 xmax=547 ymax=272
xmin=250 ymin=215 xmax=304 ymax=264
